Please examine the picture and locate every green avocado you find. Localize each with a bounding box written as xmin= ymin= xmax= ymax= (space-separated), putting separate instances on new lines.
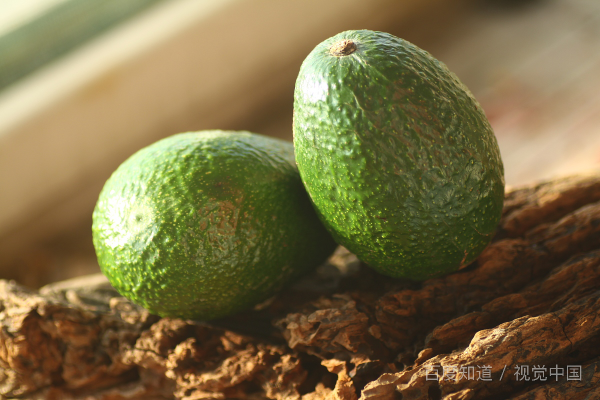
xmin=293 ymin=30 xmax=505 ymax=280
xmin=92 ymin=130 xmax=337 ymax=320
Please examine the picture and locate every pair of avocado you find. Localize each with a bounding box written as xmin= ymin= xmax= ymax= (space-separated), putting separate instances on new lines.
xmin=92 ymin=30 xmax=504 ymax=320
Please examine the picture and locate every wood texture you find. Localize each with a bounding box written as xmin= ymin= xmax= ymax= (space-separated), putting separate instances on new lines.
xmin=2 ymin=173 xmax=600 ymax=399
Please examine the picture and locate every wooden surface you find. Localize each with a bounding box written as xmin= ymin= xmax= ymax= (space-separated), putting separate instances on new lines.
xmin=1 ymin=173 xmax=600 ymax=399
xmin=2 ymin=2 xmax=599 ymax=398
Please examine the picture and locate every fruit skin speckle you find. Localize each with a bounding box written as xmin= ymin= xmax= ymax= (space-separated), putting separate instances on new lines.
xmin=92 ymin=130 xmax=337 ymax=320
xmin=293 ymin=30 xmax=505 ymax=280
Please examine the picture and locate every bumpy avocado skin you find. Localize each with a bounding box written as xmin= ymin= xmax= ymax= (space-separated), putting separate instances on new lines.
xmin=92 ymin=131 xmax=337 ymax=320
xmin=293 ymin=30 xmax=505 ymax=280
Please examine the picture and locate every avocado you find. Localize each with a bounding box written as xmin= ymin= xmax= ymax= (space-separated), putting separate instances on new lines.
xmin=92 ymin=130 xmax=337 ymax=320
xmin=293 ymin=30 xmax=504 ymax=280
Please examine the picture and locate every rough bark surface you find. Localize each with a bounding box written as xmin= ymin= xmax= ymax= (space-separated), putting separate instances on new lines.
xmin=2 ymin=173 xmax=600 ymax=399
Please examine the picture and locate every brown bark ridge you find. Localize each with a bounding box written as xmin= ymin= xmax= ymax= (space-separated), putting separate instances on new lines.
xmin=2 ymin=172 xmax=600 ymax=399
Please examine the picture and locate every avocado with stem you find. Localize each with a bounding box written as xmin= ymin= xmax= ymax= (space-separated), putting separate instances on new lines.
xmin=293 ymin=30 xmax=505 ymax=280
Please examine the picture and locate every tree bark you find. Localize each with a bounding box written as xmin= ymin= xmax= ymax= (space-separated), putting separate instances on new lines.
xmin=2 ymin=173 xmax=600 ymax=399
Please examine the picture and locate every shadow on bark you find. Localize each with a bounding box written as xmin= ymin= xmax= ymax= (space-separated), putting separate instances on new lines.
xmin=2 ymin=173 xmax=600 ymax=399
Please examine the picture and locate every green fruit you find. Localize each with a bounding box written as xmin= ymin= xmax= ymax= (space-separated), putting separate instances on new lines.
xmin=92 ymin=130 xmax=337 ymax=320
xmin=293 ymin=30 xmax=504 ymax=280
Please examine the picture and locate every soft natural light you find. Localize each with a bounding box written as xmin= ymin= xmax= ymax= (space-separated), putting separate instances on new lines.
xmin=0 ymin=0 xmax=69 ymax=36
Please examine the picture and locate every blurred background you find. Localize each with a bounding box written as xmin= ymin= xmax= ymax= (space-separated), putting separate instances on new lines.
xmin=1 ymin=0 xmax=599 ymax=288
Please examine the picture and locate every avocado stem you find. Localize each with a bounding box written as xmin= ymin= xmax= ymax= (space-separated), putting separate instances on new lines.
xmin=330 ymin=39 xmax=357 ymax=57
